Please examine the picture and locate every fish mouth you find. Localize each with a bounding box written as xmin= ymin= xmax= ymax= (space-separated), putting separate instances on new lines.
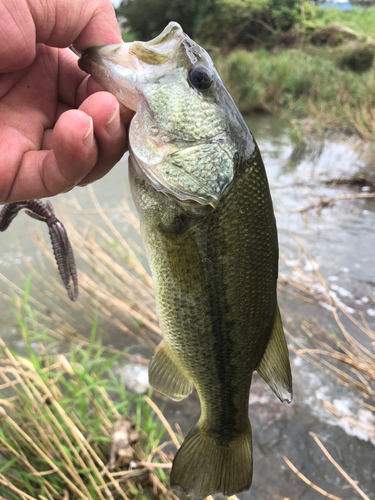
xmin=130 ymin=22 xmax=184 ymax=66
xmin=78 ymin=23 xmax=235 ymax=208
xmin=79 ymin=43 xmax=140 ymax=111
xmin=78 ymin=22 xmax=188 ymax=111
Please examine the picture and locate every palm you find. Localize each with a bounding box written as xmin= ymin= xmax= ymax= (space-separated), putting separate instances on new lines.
xmin=1 ymin=45 xmax=59 ymax=162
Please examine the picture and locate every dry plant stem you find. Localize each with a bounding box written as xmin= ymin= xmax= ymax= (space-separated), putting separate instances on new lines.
xmin=4 ymin=191 xmax=162 ymax=356
xmin=289 ymin=193 xmax=375 ymax=214
xmin=285 ymin=329 xmax=371 ymax=393
xmin=354 ymin=398 xmax=375 ymax=412
xmin=143 ymin=396 xmax=180 ymax=449
xmin=0 ymin=476 xmax=38 ymax=500
xmin=0 ymin=409 xmax=84 ymax=498
xmin=137 ymin=462 xmax=172 ymax=468
xmin=278 ymin=282 xmax=316 ymax=304
xmin=4 ymin=269 xmax=149 ymax=365
xmin=0 ymin=344 xmax=95 ymax=498
xmin=309 ymin=433 xmax=371 ymax=500
xmin=33 ymin=371 xmax=131 ymax=500
xmin=1 ymin=338 xmax=132 ymax=500
xmin=87 ymin=186 xmax=152 ymax=286
xmin=319 ymin=400 xmax=375 ymax=437
xmin=45 ymin=200 xmax=159 ymax=343
xmin=283 ymin=457 xmax=342 ymax=500
xmin=294 ymin=238 xmax=375 ymax=361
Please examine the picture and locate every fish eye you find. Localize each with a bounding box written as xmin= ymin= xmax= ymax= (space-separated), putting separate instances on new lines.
xmin=188 ymin=65 xmax=212 ymax=90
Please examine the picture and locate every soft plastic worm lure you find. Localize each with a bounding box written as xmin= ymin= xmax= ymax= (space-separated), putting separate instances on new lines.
xmin=0 ymin=199 xmax=78 ymax=301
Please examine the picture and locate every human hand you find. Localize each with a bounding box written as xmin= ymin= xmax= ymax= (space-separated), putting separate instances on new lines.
xmin=0 ymin=0 xmax=132 ymax=203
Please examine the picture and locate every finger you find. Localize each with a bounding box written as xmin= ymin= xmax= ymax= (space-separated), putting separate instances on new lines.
xmin=5 ymin=110 xmax=97 ymax=201
xmin=75 ymin=74 xmax=135 ymax=121
xmin=0 ymin=0 xmax=36 ymax=72
xmin=40 ymin=91 xmax=134 ymax=163
xmin=0 ymin=0 xmax=121 ymax=72
xmin=76 ymin=92 xmax=129 ymax=186
xmin=51 ymin=109 xmax=98 ymax=189
xmin=28 ymin=0 xmax=122 ymax=51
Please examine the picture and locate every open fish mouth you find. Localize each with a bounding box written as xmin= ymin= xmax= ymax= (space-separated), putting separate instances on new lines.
xmin=78 ymin=22 xmax=237 ymax=207
xmin=78 ymin=23 xmax=189 ymax=112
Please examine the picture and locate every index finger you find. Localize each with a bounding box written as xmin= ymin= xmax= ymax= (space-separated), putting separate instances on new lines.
xmin=0 ymin=0 xmax=121 ymax=72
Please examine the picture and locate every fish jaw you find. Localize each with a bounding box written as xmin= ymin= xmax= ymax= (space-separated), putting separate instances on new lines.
xmin=79 ymin=43 xmax=140 ymax=111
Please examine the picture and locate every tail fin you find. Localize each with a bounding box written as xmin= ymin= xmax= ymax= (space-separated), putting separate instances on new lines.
xmin=170 ymin=423 xmax=252 ymax=499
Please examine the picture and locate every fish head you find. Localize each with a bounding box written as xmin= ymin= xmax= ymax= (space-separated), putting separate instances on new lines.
xmin=79 ymin=22 xmax=254 ymax=207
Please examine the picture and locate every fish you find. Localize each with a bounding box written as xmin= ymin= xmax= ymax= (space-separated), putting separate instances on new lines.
xmin=79 ymin=22 xmax=292 ymax=499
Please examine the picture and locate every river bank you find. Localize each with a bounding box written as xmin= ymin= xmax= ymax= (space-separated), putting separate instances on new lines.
xmin=214 ymin=42 xmax=375 ymax=142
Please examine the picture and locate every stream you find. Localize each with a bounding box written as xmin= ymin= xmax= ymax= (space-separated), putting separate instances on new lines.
xmin=0 ymin=115 xmax=374 ymax=499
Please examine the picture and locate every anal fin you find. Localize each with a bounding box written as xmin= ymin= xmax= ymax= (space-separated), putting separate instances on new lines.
xmin=256 ymin=306 xmax=293 ymax=403
xmin=149 ymin=341 xmax=192 ymax=401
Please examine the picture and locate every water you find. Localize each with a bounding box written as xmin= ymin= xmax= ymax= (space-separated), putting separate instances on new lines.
xmin=319 ymin=2 xmax=359 ymax=11
xmin=0 ymin=115 xmax=374 ymax=498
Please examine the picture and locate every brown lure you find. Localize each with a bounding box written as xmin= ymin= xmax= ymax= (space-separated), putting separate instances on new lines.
xmin=0 ymin=199 xmax=78 ymax=301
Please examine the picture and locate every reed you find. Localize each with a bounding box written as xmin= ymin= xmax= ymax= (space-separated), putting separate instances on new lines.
xmin=0 ymin=289 xmax=180 ymax=499
xmin=0 ymin=194 xmax=373 ymax=499
xmin=280 ymin=240 xmax=374 ymax=500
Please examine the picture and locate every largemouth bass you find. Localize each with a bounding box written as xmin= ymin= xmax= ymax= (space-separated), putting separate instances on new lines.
xmin=79 ymin=22 xmax=292 ymax=498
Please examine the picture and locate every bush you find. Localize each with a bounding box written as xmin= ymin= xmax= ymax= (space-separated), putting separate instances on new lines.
xmin=340 ymin=47 xmax=374 ymax=73
xmin=214 ymin=46 xmax=375 ymax=135
xmin=116 ymin=0 xmax=213 ymax=39
xmin=197 ymin=0 xmax=307 ymax=49
xmin=117 ymin=0 xmax=307 ymax=49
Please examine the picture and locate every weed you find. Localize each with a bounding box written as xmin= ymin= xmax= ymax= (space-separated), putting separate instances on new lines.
xmin=0 ymin=292 xmax=178 ymax=500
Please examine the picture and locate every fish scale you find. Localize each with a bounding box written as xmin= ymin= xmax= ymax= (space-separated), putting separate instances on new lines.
xmin=145 ymin=79 xmax=226 ymax=140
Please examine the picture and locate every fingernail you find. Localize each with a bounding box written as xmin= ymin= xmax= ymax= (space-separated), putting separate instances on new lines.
xmin=104 ymin=103 xmax=121 ymax=138
xmin=82 ymin=117 xmax=94 ymax=147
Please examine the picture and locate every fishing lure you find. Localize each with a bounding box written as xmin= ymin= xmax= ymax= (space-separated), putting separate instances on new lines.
xmin=0 ymin=199 xmax=78 ymax=301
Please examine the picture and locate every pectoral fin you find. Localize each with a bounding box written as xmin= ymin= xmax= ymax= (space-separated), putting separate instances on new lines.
xmin=149 ymin=341 xmax=192 ymax=401
xmin=256 ymin=306 xmax=293 ymax=403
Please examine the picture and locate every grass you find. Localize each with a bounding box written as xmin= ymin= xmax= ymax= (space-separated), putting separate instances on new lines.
xmin=213 ymin=47 xmax=375 ymax=140
xmin=311 ymin=5 xmax=375 ymax=38
xmin=0 ymin=286 xmax=179 ymax=500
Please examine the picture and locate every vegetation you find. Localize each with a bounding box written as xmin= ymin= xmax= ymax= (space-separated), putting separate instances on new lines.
xmin=214 ymin=46 xmax=375 ymax=138
xmin=116 ymin=0 xmax=212 ymax=39
xmin=1 ymin=193 xmax=374 ymax=498
xmin=279 ymin=242 xmax=375 ymax=500
xmin=339 ymin=46 xmax=374 ymax=73
xmin=193 ymin=0 xmax=305 ymax=49
xmin=311 ymin=4 xmax=375 ymax=37
xmin=117 ymin=0 xmax=375 ymax=140
xmin=0 ymin=287 xmax=178 ymax=500
xmin=117 ymin=0 xmax=307 ymax=46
